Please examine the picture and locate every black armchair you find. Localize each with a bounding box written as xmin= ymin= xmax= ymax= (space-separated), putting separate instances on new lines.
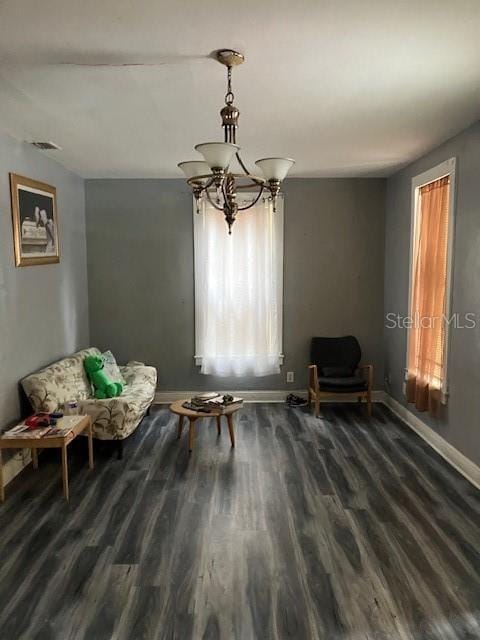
xmin=307 ymin=336 xmax=373 ymax=417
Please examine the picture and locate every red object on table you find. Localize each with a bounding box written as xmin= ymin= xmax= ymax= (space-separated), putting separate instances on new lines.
xmin=25 ymin=414 xmax=53 ymax=429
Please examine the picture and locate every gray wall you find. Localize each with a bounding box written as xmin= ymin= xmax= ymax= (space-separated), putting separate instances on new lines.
xmin=0 ymin=131 xmax=89 ymax=427
xmin=384 ymin=120 xmax=480 ymax=466
xmin=86 ymin=178 xmax=385 ymax=391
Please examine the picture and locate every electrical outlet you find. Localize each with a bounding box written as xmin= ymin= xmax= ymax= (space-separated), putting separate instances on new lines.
xmin=286 ymin=371 xmax=294 ymax=383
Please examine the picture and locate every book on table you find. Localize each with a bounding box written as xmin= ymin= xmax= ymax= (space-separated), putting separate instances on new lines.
xmin=2 ymin=421 xmax=74 ymax=439
xmin=187 ymin=394 xmax=243 ymax=413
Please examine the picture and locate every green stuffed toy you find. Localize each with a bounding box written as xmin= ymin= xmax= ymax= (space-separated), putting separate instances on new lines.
xmin=84 ymin=355 xmax=123 ymax=399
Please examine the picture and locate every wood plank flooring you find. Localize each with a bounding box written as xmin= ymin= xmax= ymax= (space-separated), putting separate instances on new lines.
xmin=0 ymin=402 xmax=479 ymax=639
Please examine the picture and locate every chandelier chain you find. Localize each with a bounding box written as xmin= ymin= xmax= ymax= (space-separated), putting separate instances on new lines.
xmin=225 ymin=66 xmax=234 ymax=105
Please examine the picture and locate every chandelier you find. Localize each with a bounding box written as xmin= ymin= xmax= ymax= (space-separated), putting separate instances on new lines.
xmin=178 ymin=49 xmax=294 ymax=233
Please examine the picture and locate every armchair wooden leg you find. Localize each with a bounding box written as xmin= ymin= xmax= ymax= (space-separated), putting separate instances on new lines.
xmin=314 ymin=396 xmax=320 ymax=418
xmin=361 ymin=363 xmax=374 ymax=418
xmin=366 ymin=391 xmax=372 ymax=417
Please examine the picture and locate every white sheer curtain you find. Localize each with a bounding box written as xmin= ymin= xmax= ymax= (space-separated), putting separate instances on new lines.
xmin=194 ymin=195 xmax=283 ymax=377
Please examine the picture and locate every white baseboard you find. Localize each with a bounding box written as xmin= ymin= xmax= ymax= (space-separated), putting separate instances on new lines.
xmin=154 ymin=389 xmax=385 ymax=404
xmin=383 ymin=394 xmax=480 ymax=491
xmin=2 ymin=448 xmax=33 ymax=489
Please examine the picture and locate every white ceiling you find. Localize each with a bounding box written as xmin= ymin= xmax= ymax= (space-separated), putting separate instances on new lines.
xmin=1 ymin=0 xmax=480 ymax=178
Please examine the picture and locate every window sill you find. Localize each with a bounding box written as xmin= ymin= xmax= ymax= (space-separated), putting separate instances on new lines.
xmin=194 ymin=354 xmax=285 ymax=367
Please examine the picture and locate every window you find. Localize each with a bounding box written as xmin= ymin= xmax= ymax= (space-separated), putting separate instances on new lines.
xmin=194 ymin=194 xmax=283 ymax=377
xmin=406 ymin=158 xmax=456 ymax=414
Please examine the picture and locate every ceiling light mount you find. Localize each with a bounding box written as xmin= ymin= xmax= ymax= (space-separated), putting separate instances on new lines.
xmin=215 ymin=49 xmax=245 ymax=67
xmin=178 ymin=48 xmax=294 ymax=233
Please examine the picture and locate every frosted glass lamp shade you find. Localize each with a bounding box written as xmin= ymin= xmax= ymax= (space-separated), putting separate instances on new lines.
xmin=195 ymin=142 xmax=239 ymax=170
xmin=255 ymin=157 xmax=295 ymax=181
xmin=177 ymin=161 xmax=210 ymax=182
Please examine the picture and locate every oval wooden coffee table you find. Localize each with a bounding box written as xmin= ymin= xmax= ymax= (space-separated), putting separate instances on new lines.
xmin=169 ymin=400 xmax=238 ymax=453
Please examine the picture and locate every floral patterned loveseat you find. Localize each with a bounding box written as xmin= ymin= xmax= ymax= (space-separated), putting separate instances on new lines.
xmin=21 ymin=347 xmax=157 ymax=444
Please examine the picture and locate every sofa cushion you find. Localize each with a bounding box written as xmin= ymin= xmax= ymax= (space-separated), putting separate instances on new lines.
xmin=102 ymin=350 xmax=126 ymax=385
xmin=79 ymin=364 xmax=157 ymax=440
xmin=21 ymin=347 xmax=100 ymax=412
xmin=318 ymin=375 xmax=367 ymax=393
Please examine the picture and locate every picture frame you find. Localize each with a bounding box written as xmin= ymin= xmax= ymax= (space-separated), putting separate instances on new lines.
xmin=9 ymin=173 xmax=60 ymax=267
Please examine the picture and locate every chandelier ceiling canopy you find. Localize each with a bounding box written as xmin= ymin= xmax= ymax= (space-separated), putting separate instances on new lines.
xmin=178 ymin=49 xmax=294 ymax=233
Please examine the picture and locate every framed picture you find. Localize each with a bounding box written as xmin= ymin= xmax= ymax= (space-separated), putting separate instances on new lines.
xmin=9 ymin=173 xmax=59 ymax=267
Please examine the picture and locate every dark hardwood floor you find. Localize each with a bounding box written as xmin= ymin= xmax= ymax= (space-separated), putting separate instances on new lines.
xmin=1 ymin=402 xmax=479 ymax=640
